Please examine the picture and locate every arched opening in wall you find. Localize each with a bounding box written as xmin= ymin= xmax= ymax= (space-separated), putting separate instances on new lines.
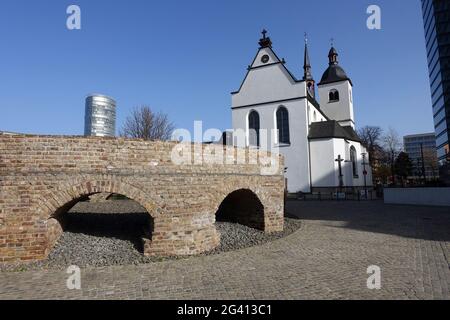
xmin=329 ymin=89 xmax=339 ymax=102
xmin=48 ymin=193 xmax=154 ymax=267
xmin=216 ymin=189 xmax=264 ymax=230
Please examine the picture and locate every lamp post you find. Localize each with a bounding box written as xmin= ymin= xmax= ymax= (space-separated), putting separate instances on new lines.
xmin=361 ymin=152 xmax=369 ymax=199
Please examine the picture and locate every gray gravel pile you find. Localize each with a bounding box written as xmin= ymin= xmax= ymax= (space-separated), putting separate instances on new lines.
xmin=207 ymin=219 xmax=301 ymax=254
xmin=1 ymin=200 xmax=301 ymax=271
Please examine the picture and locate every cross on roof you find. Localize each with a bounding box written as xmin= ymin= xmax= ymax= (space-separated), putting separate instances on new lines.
xmin=258 ymin=29 xmax=272 ymax=48
xmin=262 ymin=29 xmax=267 ymax=39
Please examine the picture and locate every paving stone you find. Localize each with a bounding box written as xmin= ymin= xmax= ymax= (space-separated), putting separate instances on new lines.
xmin=0 ymin=200 xmax=449 ymax=300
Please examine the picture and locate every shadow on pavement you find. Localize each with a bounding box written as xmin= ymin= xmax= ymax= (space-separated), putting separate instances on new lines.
xmin=285 ymin=200 xmax=450 ymax=242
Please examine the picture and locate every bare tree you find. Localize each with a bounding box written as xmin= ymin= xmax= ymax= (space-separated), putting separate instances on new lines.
xmin=382 ymin=127 xmax=402 ymax=185
xmin=357 ymin=126 xmax=383 ymax=167
xmin=120 ymin=106 xmax=174 ymax=141
xmin=358 ymin=126 xmax=382 ymax=149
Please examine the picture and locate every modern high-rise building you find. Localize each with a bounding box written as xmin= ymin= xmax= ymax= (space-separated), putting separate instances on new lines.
xmin=84 ymin=94 xmax=116 ymax=137
xmin=403 ymin=133 xmax=439 ymax=179
xmin=421 ymin=0 xmax=450 ymax=182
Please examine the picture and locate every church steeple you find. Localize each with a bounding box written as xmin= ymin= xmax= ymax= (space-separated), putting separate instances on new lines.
xmin=328 ymin=46 xmax=339 ymax=65
xmin=303 ymin=34 xmax=315 ymax=97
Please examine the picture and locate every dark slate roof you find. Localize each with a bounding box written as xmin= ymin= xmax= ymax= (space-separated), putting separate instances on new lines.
xmin=328 ymin=47 xmax=338 ymax=57
xmin=318 ymin=64 xmax=352 ymax=86
xmin=308 ymin=121 xmax=361 ymax=142
xmin=342 ymin=126 xmax=361 ymax=142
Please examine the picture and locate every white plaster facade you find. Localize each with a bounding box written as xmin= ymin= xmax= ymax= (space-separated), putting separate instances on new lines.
xmin=231 ymin=32 xmax=373 ymax=193
xmin=318 ymin=81 xmax=355 ymax=129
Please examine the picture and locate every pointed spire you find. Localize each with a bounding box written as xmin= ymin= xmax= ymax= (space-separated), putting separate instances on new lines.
xmin=328 ymin=42 xmax=339 ymax=65
xmin=303 ymin=33 xmax=315 ymax=97
xmin=303 ymin=33 xmax=313 ymax=80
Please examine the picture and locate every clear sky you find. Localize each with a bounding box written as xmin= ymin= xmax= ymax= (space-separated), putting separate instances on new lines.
xmin=0 ymin=0 xmax=433 ymax=139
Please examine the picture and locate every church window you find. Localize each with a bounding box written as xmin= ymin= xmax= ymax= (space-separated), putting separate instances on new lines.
xmin=329 ymin=89 xmax=339 ymax=102
xmin=276 ymin=106 xmax=290 ymax=144
xmin=248 ymin=110 xmax=260 ymax=147
xmin=350 ymin=146 xmax=358 ymax=178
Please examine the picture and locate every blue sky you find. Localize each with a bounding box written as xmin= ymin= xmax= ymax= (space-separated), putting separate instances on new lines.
xmin=0 ymin=0 xmax=433 ymax=139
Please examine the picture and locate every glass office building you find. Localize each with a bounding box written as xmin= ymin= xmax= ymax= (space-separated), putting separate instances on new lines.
xmin=421 ymin=0 xmax=450 ymax=182
xmin=404 ymin=133 xmax=439 ymax=178
xmin=84 ymin=94 xmax=116 ymax=137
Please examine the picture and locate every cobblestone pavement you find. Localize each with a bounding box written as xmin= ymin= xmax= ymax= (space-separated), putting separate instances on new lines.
xmin=0 ymin=201 xmax=449 ymax=300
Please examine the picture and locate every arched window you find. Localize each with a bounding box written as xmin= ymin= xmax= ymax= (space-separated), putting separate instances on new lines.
xmin=248 ymin=110 xmax=260 ymax=147
xmin=329 ymin=89 xmax=339 ymax=102
xmin=350 ymin=146 xmax=358 ymax=177
xmin=276 ymin=106 xmax=290 ymax=144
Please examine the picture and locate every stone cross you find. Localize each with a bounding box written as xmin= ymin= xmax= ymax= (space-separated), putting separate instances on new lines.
xmin=335 ymin=154 xmax=344 ymax=188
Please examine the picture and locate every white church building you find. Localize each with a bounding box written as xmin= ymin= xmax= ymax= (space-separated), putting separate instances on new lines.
xmin=230 ymin=30 xmax=373 ymax=194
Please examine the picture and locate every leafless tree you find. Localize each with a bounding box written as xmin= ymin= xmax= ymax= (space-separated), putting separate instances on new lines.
xmin=358 ymin=126 xmax=382 ymax=149
xmin=120 ymin=106 xmax=174 ymax=141
xmin=357 ymin=126 xmax=383 ymax=167
xmin=382 ymin=127 xmax=402 ymax=185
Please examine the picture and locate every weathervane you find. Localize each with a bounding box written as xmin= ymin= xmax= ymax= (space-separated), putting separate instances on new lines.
xmin=304 ymin=32 xmax=308 ymax=45
xmin=330 ymin=37 xmax=335 ymax=47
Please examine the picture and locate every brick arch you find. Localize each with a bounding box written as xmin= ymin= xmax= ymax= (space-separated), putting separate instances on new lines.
xmin=35 ymin=176 xmax=164 ymax=221
xmin=34 ymin=176 xmax=164 ymax=257
xmin=212 ymin=185 xmax=266 ymax=230
xmin=211 ymin=183 xmax=266 ymax=214
xmin=0 ymin=135 xmax=285 ymax=263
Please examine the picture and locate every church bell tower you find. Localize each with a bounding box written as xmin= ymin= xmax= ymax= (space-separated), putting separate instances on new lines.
xmin=317 ymin=46 xmax=355 ymax=128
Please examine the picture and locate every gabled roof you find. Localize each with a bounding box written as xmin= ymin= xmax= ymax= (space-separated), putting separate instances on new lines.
xmin=308 ymin=120 xmax=361 ymax=142
xmin=231 ymin=46 xmax=303 ymax=95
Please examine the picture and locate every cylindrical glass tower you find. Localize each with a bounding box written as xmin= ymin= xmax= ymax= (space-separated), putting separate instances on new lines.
xmin=84 ymin=94 xmax=116 ymax=137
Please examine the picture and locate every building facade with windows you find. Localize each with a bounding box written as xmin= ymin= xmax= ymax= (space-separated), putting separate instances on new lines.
xmin=421 ymin=0 xmax=450 ymax=182
xmin=231 ymin=31 xmax=372 ymax=193
xmin=403 ymin=133 xmax=439 ymax=179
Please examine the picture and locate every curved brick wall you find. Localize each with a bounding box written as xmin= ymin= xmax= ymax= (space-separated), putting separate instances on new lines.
xmin=0 ymin=135 xmax=285 ymax=263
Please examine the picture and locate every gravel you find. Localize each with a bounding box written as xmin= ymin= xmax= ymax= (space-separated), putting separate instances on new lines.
xmin=1 ymin=200 xmax=301 ymax=272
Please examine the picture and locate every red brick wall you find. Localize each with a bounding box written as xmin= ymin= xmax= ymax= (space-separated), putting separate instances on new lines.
xmin=0 ymin=135 xmax=285 ymax=263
